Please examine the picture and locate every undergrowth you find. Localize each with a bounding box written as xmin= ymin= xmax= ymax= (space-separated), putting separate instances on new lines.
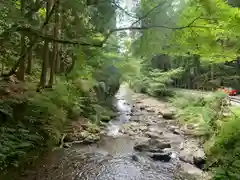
xmin=0 ymin=76 xmax=118 ymax=171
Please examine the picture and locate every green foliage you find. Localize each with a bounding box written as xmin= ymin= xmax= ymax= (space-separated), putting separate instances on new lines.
xmin=0 ymin=73 xmax=119 ymax=169
xmin=171 ymin=91 xmax=228 ymax=137
xmin=171 ymin=90 xmax=240 ymax=179
xmin=129 ymin=59 xmax=183 ymax=98
xmin=167 ymin=0 xmax=240 ymax=61
xmin=206 ymin=107 xmax=240 ymax=179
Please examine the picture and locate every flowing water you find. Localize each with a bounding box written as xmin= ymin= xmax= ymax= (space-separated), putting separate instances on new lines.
xmin=1 ymin=84 xmax=198 ymax=180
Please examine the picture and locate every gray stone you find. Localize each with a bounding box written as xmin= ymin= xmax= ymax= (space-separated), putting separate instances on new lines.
xmin=145 ymin=131 xmax=163 ymax=139
xmin=169 ymin=126 xmax=182 ymax=135
xmin=134 ymin=138 xmax=171 ymax=153
xmin=179 ymin=150 xmax=193 ymax=164
xmin=193 ymin=149 xmax=206 ymax=169
xmin=146 ymin=108 xmax=155 ymax=113
xmin=159 ymin=110 xmax=176 ymax=119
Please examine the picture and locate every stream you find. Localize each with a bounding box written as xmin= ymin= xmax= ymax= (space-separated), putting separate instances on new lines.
xmin=2 ymin=84 xmax=209 ymax=180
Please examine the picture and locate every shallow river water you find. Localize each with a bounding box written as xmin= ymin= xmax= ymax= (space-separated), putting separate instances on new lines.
xmin=1 ymin=84 xmax=200 ymax=180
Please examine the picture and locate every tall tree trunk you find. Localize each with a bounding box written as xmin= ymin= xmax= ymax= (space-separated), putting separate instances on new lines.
xmin=48 ymin=0 xmax=59 ymax=87
xmin=55 ymin=5 xmax=61 ymax=73
xmin=26 ymin=36 xmax=33 ymax=74
xmin=39 ymin=0 xmax=52 ymax=87
xmin=17 ymin=0 xmax=26 ymax=81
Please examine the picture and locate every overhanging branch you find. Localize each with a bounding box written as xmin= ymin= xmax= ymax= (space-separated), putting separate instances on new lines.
xmin=15 ymin=16 xmax=215 ymax=48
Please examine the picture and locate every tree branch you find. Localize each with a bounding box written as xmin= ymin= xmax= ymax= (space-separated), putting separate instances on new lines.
xmin=111 ymin=1 xmax=138 ymax=19
xmin=131 ymin=0 xmax=168 ymax=26
xmin=2 ymin=0 xmax=60 ymax=77
xmin=17 ymin=16 xmax=213 ymax=48
xmin=0 ymin=0 xmax=44 ymax=41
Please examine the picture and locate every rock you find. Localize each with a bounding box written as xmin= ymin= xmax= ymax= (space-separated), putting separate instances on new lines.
xmin=134 ymin=138 xmax=171 ymax=152
xmin=179 ymin=148 xmax=206 ymax=170
xmin=193 ymin=156 xmax=206 ymax=170
xmin=193 ymin=149 xmax=206 ymax=169
xmin=139 ymin=105 xmax=148 ymax=111
xmin=148 ymin=152 xmax=172 ymax=162
xmin=138 ymin=125 xmax=148 ymax=132
xmin=146 ymin=108 xmax=155 ymax=113
xmin=162 ymin=111 xmax=175 ymax=119
xmin=140 ymin=106 xmax=146 ymax=110
xmin=79 ymin=130 xmax=90 ymax=139
xmin=131 ymin=152 xmax=151 ymax=164
xmin=169 ymin=126 xmax=181 ymax=135
xmin=180 ymin=142 xmax=184 ymax=150
xmin=132 ymin=154 xmax=140 ymax=162
xmin=134 ymin=143 xmax=153 ymax=152
xmin=149 ymin=139 xmax=171 ymax=149
xmin=145 ymin=131 xmax=163 ymax=139
xmin=179 ymin=150 xmax=193 ymax=164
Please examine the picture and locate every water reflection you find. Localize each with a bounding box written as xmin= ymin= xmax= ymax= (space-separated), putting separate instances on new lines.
xmin=107 ymin=84 xmax=132 ymax=136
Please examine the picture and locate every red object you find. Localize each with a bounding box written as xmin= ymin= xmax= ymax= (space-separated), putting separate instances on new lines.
xmin=218 ymin=87 xmax=237 ymax=96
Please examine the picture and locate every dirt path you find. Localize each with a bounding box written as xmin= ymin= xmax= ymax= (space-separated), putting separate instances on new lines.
xmin=119 ymin=92 xmax=211 ymax=179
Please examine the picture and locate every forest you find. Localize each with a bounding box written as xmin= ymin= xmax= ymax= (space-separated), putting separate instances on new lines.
xmin=0 ymin=0 xmax=240 ymax=179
